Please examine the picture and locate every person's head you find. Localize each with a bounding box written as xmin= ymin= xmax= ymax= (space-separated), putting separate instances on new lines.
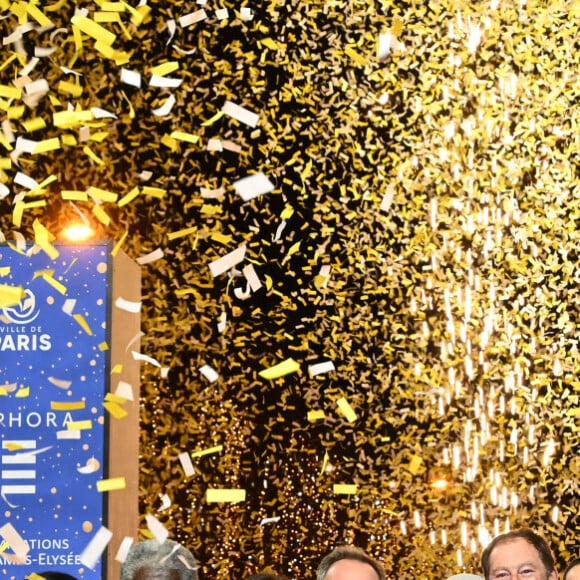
xmin=317 ymin=545 xmax=385 ymax=580
xmin=246 ymin=573 xmax=290 ymax=580
xmin=563 ymin=559 xmax=580 ymax=580
xmin=481 ymin=528 xmax=557 ymax=580
xmin=120 ymin=539 xmax=198 ymax=580
xmin=27 ymin=573 xmax=78 ymax=580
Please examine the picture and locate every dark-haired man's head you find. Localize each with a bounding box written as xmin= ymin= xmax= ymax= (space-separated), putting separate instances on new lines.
xmin=246 ymin=572 xmax=290 ymax=580
xmin=564 ymin=558 xmax=580 ymax=580
xmin=317 ymin=545 xmax=385 ymax=580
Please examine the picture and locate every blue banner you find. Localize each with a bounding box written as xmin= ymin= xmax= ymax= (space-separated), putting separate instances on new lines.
xmin=0 ymin=243 xmax=111 ymax=579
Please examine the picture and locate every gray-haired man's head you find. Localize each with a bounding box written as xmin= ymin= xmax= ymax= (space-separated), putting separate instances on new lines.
xmin=120 ymin=539 xmax=198 ymax=580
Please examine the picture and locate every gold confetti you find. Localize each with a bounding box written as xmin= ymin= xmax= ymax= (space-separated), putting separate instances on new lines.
xmin=0 ymin=0 xmax=577 ymax=576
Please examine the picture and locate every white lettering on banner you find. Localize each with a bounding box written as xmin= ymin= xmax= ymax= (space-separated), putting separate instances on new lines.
xmin=0 ymin=326 xmax=43 ymax=333
xmin=0 ymin=412 xmax=72 ymax=428
xmin=0 ymin=333 xmax=52 ymax=351
xmin=37 ymin=553 xmax=82 ymax=566
xmin=26 ymin=539 xmax=70 ymax=550
xmin=0 ymin=553 xmax=82 ymax=566
xmin=0 ymin=554 xmax=33 ymax=565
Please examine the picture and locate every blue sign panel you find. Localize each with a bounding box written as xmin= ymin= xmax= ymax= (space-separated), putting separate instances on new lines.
xmin=0 ymin=243 xmax=111 ymax=579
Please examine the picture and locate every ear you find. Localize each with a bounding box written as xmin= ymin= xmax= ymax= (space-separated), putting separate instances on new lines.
xmin=548 ymin=569 xmax=558 ymax=580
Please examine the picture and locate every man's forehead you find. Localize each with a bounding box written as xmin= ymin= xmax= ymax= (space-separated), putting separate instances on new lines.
xmin=326 ymin=559 xmax=380 ymax=580
xmin=490 ymin=539 xmax=542 ymax=564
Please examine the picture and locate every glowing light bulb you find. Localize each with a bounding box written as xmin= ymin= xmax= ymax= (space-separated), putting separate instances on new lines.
xmin=62 ymin=224 xmax=94 ymax=242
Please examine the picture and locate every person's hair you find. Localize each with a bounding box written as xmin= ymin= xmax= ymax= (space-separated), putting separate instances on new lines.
xmin=481 ymin=528 xmax=556 ymax=580
xmin=246 ymin=573 xmax=290 ymax=580
xmin=316 ymin=545 xmax=385 ymax=580
xmin=564 ymin=558 xmax=580 ymax=580
xmin=120 ymin=539 xmax=198 ymax=580
xmin=132 ymin=565 xmax=182 ymax=580
xmin=27 ymin=573 xmax=78 ymax=580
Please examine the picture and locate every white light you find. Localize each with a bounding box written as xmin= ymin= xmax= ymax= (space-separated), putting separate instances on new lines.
xmin=62 ymin=224 xmax=94 ymax=242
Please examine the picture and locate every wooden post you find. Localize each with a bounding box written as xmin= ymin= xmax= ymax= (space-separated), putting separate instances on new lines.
xmin=106 ymin=249 xmax=141 ymax=580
